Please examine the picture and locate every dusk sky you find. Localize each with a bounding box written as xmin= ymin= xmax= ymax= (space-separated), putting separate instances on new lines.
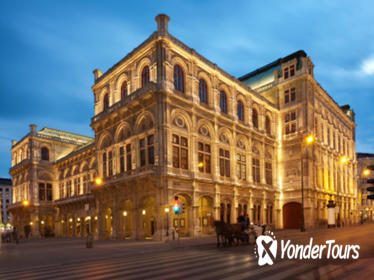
xmin=1 ymin=0 xmax=374 ymax=177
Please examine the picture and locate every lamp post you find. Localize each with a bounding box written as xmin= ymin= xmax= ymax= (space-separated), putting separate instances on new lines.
xmin=301 ymin=135 xmax=314 ymax=232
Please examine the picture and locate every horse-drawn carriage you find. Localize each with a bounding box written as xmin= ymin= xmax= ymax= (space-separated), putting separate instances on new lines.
xmin=214 ymin=221 xmax=269 ymax=247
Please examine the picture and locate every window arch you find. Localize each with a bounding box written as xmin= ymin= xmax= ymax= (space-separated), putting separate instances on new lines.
xmin=252 ymin=108 xmax=258 ymax=128
xmin=174 ymin=65 xmax=184 ymax=92
xmin=265 ymin=116 xmax=271 ymax=135
xmin=120 ymin=81 xmax=127 ymax=100
xmin=237 ymin=100 xmax=244 ymax=121
xmin=220 ymin=91 xmax=227 ymax=113
xmin=141 ymin=66 xmax=150 ymax=87
xmin=103 ymin=94 xmax=109 ymax=110
xmin=41 ymin=147 xmax=49 ymax=161
xmin=199 ymin=79 xmax=208 ymax=103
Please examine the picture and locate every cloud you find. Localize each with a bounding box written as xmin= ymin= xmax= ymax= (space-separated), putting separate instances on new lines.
xmin=361 ymin=56 xmax=374 ymax=75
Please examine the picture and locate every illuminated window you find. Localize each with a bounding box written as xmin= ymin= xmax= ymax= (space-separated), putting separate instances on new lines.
xmin=220 ymin=91 xmax=227 ymax=113
xmin=172 ymin=134 xmax=188 ymax=169
xmin=174 ymin=65 xmax=184 ymax=92
xmin=198 ymin=142 xmax=211 ymax=174
xmin=141 ymin=66 xmax=150 ymax=87
xmin=236 ymin=153 xmax=246 ymax=180
xmin=252 ymin=158 xmax=260 ymax=183
xmin=219 ymin=148 xmax=230 ymax=177
xmin=199 ymin=79 xmax=208 ymax=104
xmin=265 ymin=162 xmax=272 ymax=185
xmin=237 ymin=100 xmax=244 ymax=121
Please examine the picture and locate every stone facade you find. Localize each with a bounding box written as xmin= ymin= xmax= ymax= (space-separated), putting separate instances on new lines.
xmin=357 ymin=153 xmax=374 ymax=222
xmin=9 ymin=14 xmax=357 ymax=240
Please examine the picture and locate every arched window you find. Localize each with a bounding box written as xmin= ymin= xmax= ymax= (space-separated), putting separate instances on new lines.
xmin=41 ymin=147 xmax=49 ymax=161
xmin=141 ymin=66 xmax=150 ymax=87
xmin=174 ymin=65 xmax=184 ymax=92
xmin=237 ymin=100 xmax=244 ymax=121
xmin=103 ymin=94 xmax=109 ymax=110
xmin=120 ymin=81 xmax=127 ymax=100
xmin=199 ymin=79 xmax=208 ymax=103
xmin=265 ymin=116 xmax=271 ymax=135
xmin=252 ymin=109 xmax=258 ymax=128
xmin=220 ymin=91 xmax=227 ymax=113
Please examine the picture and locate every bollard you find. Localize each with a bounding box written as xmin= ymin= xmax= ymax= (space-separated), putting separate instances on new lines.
xmin=86 ymin=233 xmax=93 ymax=248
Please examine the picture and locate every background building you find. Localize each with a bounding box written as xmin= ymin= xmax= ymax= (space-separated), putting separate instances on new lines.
xmin=0 ymin=178 xmax=12 ymax=225
xmin=357 ymin=153 xmax=374 ymax=222
xmin=9 ymin=14 xmax=357 ymax=240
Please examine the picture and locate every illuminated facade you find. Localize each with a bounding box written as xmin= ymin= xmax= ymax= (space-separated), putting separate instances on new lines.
xmin=356 ymin=153 xmax=374 ymax=222
xmin=9 ymin=14 xmax=357 ymax=240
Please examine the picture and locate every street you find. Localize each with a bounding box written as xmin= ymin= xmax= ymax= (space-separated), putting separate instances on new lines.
xmin=0 ymin=223 xmax=373 ymax=280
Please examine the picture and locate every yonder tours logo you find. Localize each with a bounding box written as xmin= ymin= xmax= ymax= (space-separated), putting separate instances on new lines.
xmin=255 ymin=232 xmax=360 ymax=266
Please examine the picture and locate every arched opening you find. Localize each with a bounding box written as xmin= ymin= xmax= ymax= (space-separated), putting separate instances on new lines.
xmin=220 ymin=91 xmax=227 ymax=113
xmin=120 ymin=81 xmax=128 ymax=100
xmin=237 ymin=100 xmax=244 ymax=121
xmin=199 ymin=79 xmax=208 ymax=104
xmin=265 ymin=116 xmax=271 ymax=135
xmin=103 ymin=93 xmax=109 ymax=111
xmin=174 ymin=65 xmax=184 ymax=92
xmin=198 ymin=196 xmax=214 ymax=234
xmin=172 ymin=194 xmax=190 ymax=237
xmin=283 ymin=202 xmax=302 ymax=229
xmin=105 ymin=207 xmax=113 ymax=238
xmin=121 ymin=200 xmax=133 ymax=239
xmin=142 ymin=197 xmax=156 ymax=238
xmin=141 ymin=66 xmax=150 ymax=87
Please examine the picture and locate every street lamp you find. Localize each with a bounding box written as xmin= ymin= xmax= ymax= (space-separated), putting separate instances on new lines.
xmin=22 ymin=200 xmax=29 ymax=207
xmin=363 ymin=168 xmax=370 ymax=176
xmin=164 ymin=207 xmax=169 ymax=237
xmin=301 ymin=134 xmax=314 ymax=232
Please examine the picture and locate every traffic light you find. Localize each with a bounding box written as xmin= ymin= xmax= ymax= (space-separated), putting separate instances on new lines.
xmin=180 ymin=202 xmax=185 ymax=215
xmin=173 ymin=196 xmax=181 ymax=215
xmin=367 ymin=178 xmax=374 ymax=200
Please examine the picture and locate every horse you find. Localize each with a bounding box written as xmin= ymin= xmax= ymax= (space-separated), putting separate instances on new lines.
xmin=213 ymin=221 xmax=231 ymax=247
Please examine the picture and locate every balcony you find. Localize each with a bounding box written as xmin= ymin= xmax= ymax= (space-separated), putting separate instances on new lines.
xmin=92 ymin=82 xmax=160 ymax=124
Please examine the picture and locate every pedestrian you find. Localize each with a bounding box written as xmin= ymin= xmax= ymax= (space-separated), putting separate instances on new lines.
xmin=12 ymin=226 xmax=19 ymax=244
xmin=244 ymin=213 xmax=250 ymax=229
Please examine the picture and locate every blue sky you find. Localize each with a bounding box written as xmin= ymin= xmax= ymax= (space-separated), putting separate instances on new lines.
xmin=1 ymin=0 xmax=374 ymax=177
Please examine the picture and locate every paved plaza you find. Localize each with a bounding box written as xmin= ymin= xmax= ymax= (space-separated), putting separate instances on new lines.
xmin=0 ymin=223 xmax=373 ymax=280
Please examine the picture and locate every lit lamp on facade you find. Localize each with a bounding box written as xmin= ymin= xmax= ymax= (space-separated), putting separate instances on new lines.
xmin=363 ymin=168 xmax=370 ymax=176
xmin=22 ymin=200 xmax=29 ymax=207
xmin=340 ymin=156 xmax=348 ymax=164
xmin=198 ymin=162 xmax=204 ymax=168
xmin=123 ymin=211 xmax=128 ymax=217
xmin=164 ymin=207 xmax=169 ymax=213
xmin=41 ymin=221 xmax=45 ymax=225
xmin=95 ymin=177 xmax=103 ymax=185
xmin=305 ymin=135 xmax=314 ymax=144
xmin=29 ymin=222 xmax=33 ymax=226
xmin=142 ymin=209 xmax=146 ymax=215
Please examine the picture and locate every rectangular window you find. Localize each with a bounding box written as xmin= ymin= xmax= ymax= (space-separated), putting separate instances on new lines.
xmin=39 ymin=183 xmax=46 ymax=201
xmin=290 ymin=88 xmax=296 ymax=101
xmin=284 ymin=88 xmax=295 ymax=104
xmin=236 ymin=154 xmax=246 ymax=180
xmin=265 ymin=162 xmax=272 ymax=185
xmin=126 ymin=144 xmax=132 ymax=171
xmin=252 ymin=158 xmax=260 ymax=183
xmin=284 ymin=67 xmax=289 ymax=79
xmin=120 ymin=147 xmax=125 ymax=173
xmin=140 ymin=138 xmax=146 ymax=167
xmin=83 ymin=175 xmax=88 ymax=194
xmin=284 ymin=111 xmax=297 ymax=135
xmin=172 ymin=135 xmax=188 ymax=170
xmin=47 ymin=183 xmax=52 ymax=201
xmin=59 ymin=183 xmax=64 ymax=199
xmin=198 ymin=142 xmax=211 ymax=174
xmin=74 ymin=178 xmax=80 ymax=195
xmin=219 ymin=148 xmax=230 ymax=177
xmin=103 ymin=153 xmax=107 ymax=177
xmin=284 ymin=90 xmax=290 ymax=104
xmin=290 ymin=65 xmax=295 ymax=77
xmin=108 ymin=151 xmax=113 ymax=176
xmin=67 ymin=181 xmax=71 ymax=197
xmin=148 ymin=135 xmax=154 ymax=165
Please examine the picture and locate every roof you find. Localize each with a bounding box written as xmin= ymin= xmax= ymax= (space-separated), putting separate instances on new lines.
xmin=357 ymin=153 xmax=374 ymax=159
xmin=238 ymin=50 xmax=307 ymax=82
xmin=37 ymin=127 xmax=93 ymax=146
xmin=0 ymin=178 xmax=12 ymax=185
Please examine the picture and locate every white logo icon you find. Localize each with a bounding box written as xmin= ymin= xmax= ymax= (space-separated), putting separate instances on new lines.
xmin=256 ymin=233 xmax=277 ymax=266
